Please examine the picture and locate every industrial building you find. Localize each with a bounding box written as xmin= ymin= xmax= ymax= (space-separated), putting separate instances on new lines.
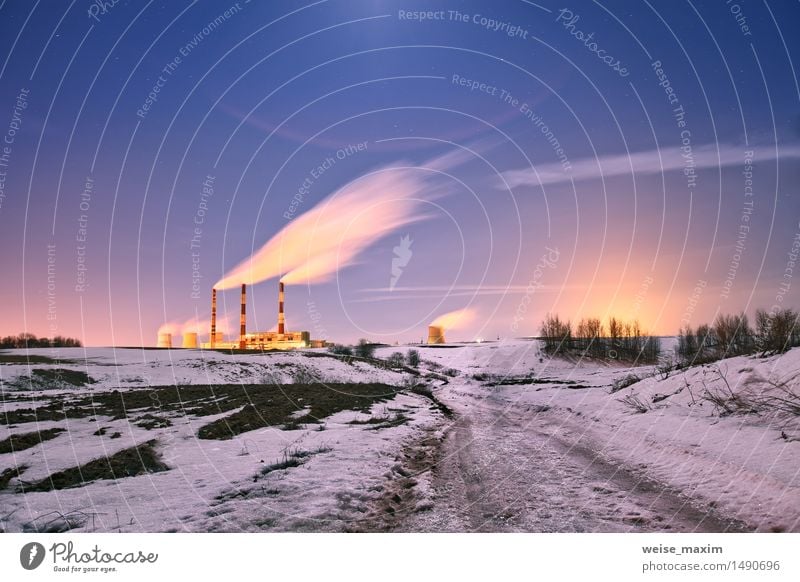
xmin=428 ymin=325 xmax=445 ymax=344
xmin=156 ymin=281 xmax=320 ymax=350
xmin=199 ymin=281 xmax=318 ymax=350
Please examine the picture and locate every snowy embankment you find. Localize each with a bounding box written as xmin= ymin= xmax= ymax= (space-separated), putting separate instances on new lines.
xmin=0 ymin=348 xmax=445 ymax=533
xmin=592 ymin=351 xmax=800 ymax=532
xmin=376 ymin=340 xmax=800 ymax=532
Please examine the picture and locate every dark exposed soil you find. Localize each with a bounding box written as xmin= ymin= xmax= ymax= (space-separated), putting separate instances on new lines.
xmin=135 ymin=414 xmax=172 ymax=430
xmin=347 ymin=428 xmax=443 ymax=532
xmin=2 ymin=368 xmax=95 ymax=391
xmin=0 ymin=428 xmax=64 ymax=454
xmin=196 ymin=383 xmax=399 ymax=439
xmin=485 ymin=376 xmax=587 ymax=387
xmin=3 ymin=381 xmax=402 ymax=444
xmin=31 ymin=368 xmax=95 ymax=387
xmin=0 ymin=353 xmax=81 ymax=365
xmin=0 ymin=465 xmax=27 ymax=489
xmin=20 ymin=440 xmax=168 ymax=492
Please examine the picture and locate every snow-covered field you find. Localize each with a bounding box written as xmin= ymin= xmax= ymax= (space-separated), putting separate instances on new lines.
xmin=1 ymin=341 xmax=798 ymax=532
xmin=0 ymin=348 xmax=444 ymax=532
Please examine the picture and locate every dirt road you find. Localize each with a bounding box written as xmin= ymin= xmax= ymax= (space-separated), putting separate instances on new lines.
xmin=387 ymin=384 xmax=749 ymax=533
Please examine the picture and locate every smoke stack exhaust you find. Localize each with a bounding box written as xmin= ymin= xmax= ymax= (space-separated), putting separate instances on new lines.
xmin=210 ymin=288 xmax=217 ymax=348
xmin=240 ymin=283 xmax=247 ymax=349
xmin=278 ymin=281 xmax=285 ymax=335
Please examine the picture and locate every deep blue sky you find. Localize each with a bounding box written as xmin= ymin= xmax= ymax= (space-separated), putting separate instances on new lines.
xmin=1 ymin=0 xmax=798 ymax=345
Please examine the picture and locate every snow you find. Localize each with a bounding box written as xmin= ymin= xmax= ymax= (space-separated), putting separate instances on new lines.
xmin=375 ymin=340 xmax=800 ymax=532
xmin=0 ymin=347 xmax=408 ymax=391
xmin=0 ymin=348 xmax=441 ymax=532
xmin=2 ymin=341 xmax=798 ymax=532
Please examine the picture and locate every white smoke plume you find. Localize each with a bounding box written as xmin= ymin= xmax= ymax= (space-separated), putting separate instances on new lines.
xmin=157 ymin=322 xmax=178 ymax=336
xmin=431 ymin=308 xmax=476 ymax=330
xmin=215 ymin=146 xmax=481 ymax=290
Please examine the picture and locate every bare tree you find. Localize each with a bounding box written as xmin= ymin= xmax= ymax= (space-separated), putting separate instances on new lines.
xmin=540 ymin=314 xmax=572 ymax=354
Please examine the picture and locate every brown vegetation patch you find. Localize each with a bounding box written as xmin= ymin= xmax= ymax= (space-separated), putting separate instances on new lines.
xmin=20 ymin=440 xmax=168 ymax=492
xmin=0 ymin=428 xmax=64 ymax=454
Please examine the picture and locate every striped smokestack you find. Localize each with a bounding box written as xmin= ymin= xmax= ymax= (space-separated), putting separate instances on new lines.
xmin=210 ymin=288 xmax=217 ymax=348
xmin=239 ymin=283 xmax=247 ymax=349
xmin=278 ymin=281 xmax=285 ymax=335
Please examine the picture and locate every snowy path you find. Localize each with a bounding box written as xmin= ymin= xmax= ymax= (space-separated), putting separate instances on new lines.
xmin=394 ymin=385 xmax=748 ymax=533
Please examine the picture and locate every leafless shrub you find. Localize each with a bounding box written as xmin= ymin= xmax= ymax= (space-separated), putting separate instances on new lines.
xmin=406 ymin=380 xmax=432 ymax=397
xmin=618 ymin=393 xmax=651 ymax=413
xmin=611 ymin=374 xmax=640 ymax=393
xmin=402 ymin=375 xmax=424 ymax=390
xmin=291 ymin=367 xmax=322 ymax=384
xmin=700 ymin=365 xmax=760 ymax=416
xmin=744 ymin=372 xmax=800 ymax=417
xmin=683 ymin=378 xmax=698 ymax=406
xmin=656 ymin=358 xmax=677 ymax=380
xmin=386 ymin=352 xmax=406 ymax=368
xmin=22 ymin=509 xmax=94 ymax=533
xmin=0 ymin=508 xmax=19 ymax=533
xmin=755 ymin=308 xmax=800 ymax=355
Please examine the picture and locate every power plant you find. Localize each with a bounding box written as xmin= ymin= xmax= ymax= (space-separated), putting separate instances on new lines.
xmin=198 ymin=281 xmax=316 ymax=350
xmin=157 ymin=281 xmax=321 ymax=350
xmin=159 ymin=283 xmax=463 ymax=350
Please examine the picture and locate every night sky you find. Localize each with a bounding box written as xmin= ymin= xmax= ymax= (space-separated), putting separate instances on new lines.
xmin=1 ymin=0 xmax=798 ymax=346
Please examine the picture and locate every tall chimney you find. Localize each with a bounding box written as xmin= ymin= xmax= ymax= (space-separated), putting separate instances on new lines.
xmin=210 ymin=288 xmax=217 ymax=348
xmin=278 ymin=281 xmax=285 ymax=335
xmin=239 ymin=283 xmax=247 ymax=349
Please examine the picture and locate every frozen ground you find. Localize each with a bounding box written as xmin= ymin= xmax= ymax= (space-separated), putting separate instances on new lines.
xmin=0 ymin=348 xmax=443 ymax=532
xmin=1 ymin=341 xmax=798 ymax=532
xmin=372 ymin=340 xmax=800 ymax=532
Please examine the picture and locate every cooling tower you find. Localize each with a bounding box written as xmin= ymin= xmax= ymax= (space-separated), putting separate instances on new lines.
xmin=278 ymin=281 xmax=285 ymax=335
xmin=157 ymin=333 xmax=173 ymax=348
xmin=239 ymin=283 xmax=246 ymax=349
xmin=427 ymin=325 xmax=445 ymax=344
xmin=210 ymin=288 xmax=217 ymax=348
xmin=182 ymin=332 xmax=198 ymax=349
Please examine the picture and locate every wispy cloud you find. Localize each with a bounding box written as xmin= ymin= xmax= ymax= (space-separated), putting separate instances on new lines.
xmin=351 ymin=284 xmax=569 ymax=303
xmin=501 ymin=142 xmax=800 ymax=189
